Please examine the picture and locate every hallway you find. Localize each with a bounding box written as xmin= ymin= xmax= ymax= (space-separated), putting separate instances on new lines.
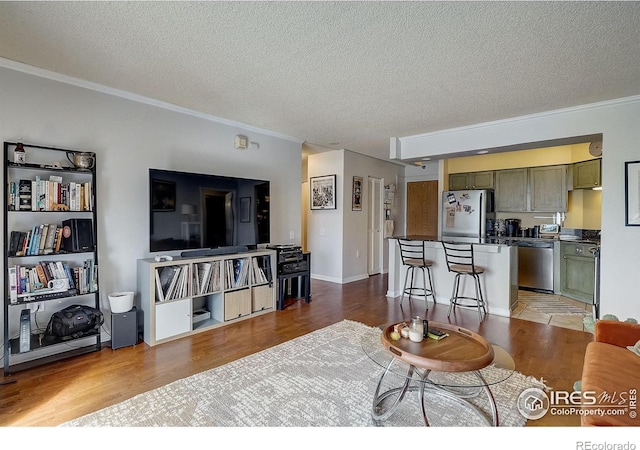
xmin=511 ymin=290 xmax=593 ymax=332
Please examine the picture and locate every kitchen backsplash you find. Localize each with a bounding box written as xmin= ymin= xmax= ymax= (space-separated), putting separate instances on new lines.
xmin=561 ymin=228 xmax=601 ymax=241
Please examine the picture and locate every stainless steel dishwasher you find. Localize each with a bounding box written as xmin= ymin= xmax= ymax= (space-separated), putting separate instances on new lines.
xmin=518 ymin=240 xmax=555 ymax=292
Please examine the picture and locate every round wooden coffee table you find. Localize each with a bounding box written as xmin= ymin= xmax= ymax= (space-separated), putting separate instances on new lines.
xmin=362 ymin=321 xmax=513 ymax=426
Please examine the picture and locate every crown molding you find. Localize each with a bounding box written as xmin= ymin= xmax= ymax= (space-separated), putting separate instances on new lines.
xmin=0 ymin=57 xmax=304 ymax=144
xmin=400 ymin=94 xmax=640 ymax=143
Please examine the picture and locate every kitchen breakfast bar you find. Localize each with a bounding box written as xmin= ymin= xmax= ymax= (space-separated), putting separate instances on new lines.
xmin=387 ymin=236 xmax=519 ymax=318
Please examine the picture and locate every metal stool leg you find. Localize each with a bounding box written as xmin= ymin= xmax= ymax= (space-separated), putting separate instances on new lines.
xmin=421 ymin=267 xmax=429 ymax=311
xmin=426 ymin=266 xmax=435 ymax=302
xmin=401 ymin=266 xmax=410 ymax=304
xmin=408 ymin=267 xmax=415 ymax=300
xmin=473 ymin=274 xmax=483 ymax=321
xmin=448 ymin=273 xmax=460 ymax=317
xmin=475 ymin=274 xmax=487 ymax=320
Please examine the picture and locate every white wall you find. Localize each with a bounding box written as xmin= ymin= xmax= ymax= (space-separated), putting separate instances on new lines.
xmin=342 ymin=150 xmax=404 ymax=282
xmin=0 ymin=63 xmax=303 ymax=348
xmin=307 ymin=149 xmax=404 ymax=283
xmin=307 ymin=150 xmax=344 ymax=282
xmin=395 ymin=96 xmax=640 ymax=320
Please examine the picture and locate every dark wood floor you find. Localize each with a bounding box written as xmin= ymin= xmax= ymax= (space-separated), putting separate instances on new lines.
xmin=0 ymin=274 xmax=593 ymax=427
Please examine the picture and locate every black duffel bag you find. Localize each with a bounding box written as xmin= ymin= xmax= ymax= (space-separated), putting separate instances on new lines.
xmin=45 ymin=304 xmax=104 ymax=340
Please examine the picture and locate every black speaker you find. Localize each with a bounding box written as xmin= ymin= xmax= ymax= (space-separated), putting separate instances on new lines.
xmin=61 ymin=218 xmax=94 ymax=252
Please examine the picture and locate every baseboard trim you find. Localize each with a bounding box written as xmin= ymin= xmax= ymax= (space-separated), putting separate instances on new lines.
xmin=311 ymin=273 xmax=370 ymax=284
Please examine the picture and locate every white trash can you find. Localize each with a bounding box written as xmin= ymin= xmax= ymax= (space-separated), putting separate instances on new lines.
xmin=108 ymin=291 xmax=135 ymax=314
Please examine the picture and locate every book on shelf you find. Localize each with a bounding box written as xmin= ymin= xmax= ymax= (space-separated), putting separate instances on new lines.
xmin=38 ymin=224 xmax=50 ymax=254
xmin=164 ymin=266 xmax=182 ymax=300
xmin=155 ymin=269 xmax=164 ymax=301
xmin=62 ymin=262 xmax=76 ymax=289
xmin=8 ymin=181 xmax=18 ymax=210
xmin=54 ymin=226 xmax=64 ymax=253
xmin=18 ymin=179 xmax=32 ymax=211
xmin=251 ymin=258 xmax=270 ymax=284
xmin=9 ymin=230 xmax=22 ymax=256
xmin=157 ymin=266 xmax=177 ymax=300
xmin=192 ymin=263 xmax=200 ymax=295
xmin=179 ymin=266 xmax=189 ymax=298
xmin=8 ymin=266 xmax=18 ymax=304
xmin=198 ymin=263 xmax=211 ymax=295
xmin=41 ymin=261 xmax=54 ymax=283
xmin=28 ymin=224 xmax=43 ymax=256
xmin=43 ymin=224 xmax=58 ymax=254
xmin=175 ymin=265 xmax=188 ymax=299
xmin=34 ymin=264 xmax=49 ymax=288
xmin=8 ymin=174 xmax=93 ymax=212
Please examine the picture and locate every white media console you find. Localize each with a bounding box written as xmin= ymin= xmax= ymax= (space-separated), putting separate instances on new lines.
xmin=137 ymin=249 xmax=276 ymax=346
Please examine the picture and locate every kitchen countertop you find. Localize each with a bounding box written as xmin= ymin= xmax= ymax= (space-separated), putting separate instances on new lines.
xmin=392 ymin=235 xmax=520 ymax=246
xmin=391 ymin=235 xmax=600 ymax=246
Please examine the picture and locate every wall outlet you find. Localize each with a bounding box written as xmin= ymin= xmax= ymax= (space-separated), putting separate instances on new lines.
xmin=27 ymin=302 xmax=44 ymax=313
xmin=356 ymin=250 xmax=360 ymax=258
xmin=289 ymin=230 xmax=294 ymax=239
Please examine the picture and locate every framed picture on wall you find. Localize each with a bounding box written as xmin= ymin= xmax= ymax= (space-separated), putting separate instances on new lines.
xmin=151 ymin=179 xmax=176 ymax=211
xmin=310 ymin=174 xmax=337 ymax=210
xmin=625 ymin=160 xmax=640 ymax=226
xmin=352 ymin=176 xmax=363 ymax=211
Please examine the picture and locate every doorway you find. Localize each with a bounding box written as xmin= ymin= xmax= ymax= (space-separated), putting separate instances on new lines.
xmin=202 ymin=189 xmax=234 ymax=247
xmin=368 ymin=177 xmax=383 ymax=275
xmin=406 ymin=180 xmax=439 ymax=237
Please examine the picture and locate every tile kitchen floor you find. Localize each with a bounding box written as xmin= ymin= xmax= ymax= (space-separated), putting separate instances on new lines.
xmin=512 ymin=290 xmax=593 ymax=332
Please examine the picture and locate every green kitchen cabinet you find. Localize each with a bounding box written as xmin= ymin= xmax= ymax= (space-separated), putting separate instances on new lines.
xmin=449 ymin=173 xmax=471 ymax=190
xmin=448 ymin=171 xmax=494 ymax=190
xmin=495 ymin=165 xmax=568 ymax=212
xmin=572 ymin=159 xmax=601 ymax=189
xmin=529 ymin=165 xmax=568 ymax=212
xmin=495 ymin=168 xmax=528 ymax=212
xmin=559 ymin=242 xmax=596 ymax=303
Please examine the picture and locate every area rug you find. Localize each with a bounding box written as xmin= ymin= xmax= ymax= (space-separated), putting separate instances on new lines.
xmin=518 ymin=291 xmax=590 ymax=316
xmin=62 ymin=320 xmax=545 ymax=427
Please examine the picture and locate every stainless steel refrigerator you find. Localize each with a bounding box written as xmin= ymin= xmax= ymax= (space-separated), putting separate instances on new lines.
xmin=441 ymin=190 xmax=491 ymax=239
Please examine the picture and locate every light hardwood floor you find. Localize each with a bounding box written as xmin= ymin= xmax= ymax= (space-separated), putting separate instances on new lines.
xmin=0 ymin=275 xmax=593 ymax=427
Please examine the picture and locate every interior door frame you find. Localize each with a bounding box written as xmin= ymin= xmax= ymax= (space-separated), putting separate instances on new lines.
xmin=368 ymin=176 xmax=383 ymax=275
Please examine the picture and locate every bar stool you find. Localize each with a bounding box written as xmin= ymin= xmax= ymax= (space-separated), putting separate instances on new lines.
xmin=397 ymin=239 xmax=436 ymax=306
xmin=441 ymin=241 xmax=487 ymax=321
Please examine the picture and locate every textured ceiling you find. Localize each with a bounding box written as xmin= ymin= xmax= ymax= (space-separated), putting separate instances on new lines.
xmin=1 ymin=1 xmax=639 ymax=163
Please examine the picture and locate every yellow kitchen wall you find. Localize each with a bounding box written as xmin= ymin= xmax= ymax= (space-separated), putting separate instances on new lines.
xmin=564 ymin=189 xmax=602 ymax=229
xmin=447 ymin=143 xmax=591 ymax=173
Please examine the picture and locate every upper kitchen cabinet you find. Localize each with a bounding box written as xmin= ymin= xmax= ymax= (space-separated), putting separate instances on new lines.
xmin=495 ymin=168 xmax=528 ymax=212
xmin=571 ymin=159 xmax=601 ymax=189
xmin=529 ymin=165 xmax=568 ymax=212
xmin=448 ymin=171 xmax=494 ymax=190
xmin=495 ymin=165 xmax=568 ymax=212
xmin=449 ymin=173 xmax=470 ymax=190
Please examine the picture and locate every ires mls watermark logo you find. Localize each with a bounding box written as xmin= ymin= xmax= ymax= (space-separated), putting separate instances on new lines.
xmin=517 ymin=387 xmax=637 ymax=420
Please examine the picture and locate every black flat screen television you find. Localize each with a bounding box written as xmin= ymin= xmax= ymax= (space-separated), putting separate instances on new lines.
xmin=149 ymin=168 xmax=270 ymax=253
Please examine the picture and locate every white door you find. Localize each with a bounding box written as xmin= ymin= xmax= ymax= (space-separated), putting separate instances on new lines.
xmin=368 ymin=177 xmax=383 ymax=275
